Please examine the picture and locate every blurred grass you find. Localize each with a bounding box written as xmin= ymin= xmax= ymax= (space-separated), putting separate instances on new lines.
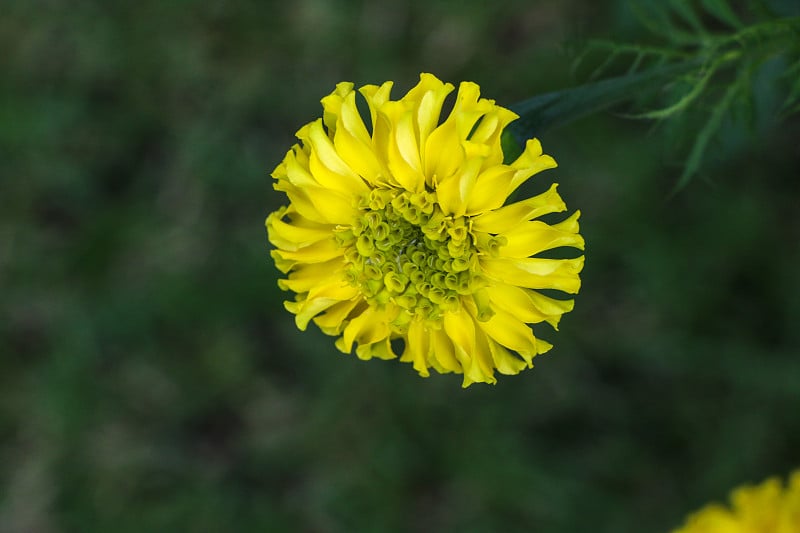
xmin=1 ymin=0 xmax=799 ymax=531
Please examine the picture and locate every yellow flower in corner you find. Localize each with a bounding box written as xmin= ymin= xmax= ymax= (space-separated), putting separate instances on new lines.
xmin=266 ymin=73 xmax=584 ymax=387
xmin=672 ymin=470 xmax=800 ymax=533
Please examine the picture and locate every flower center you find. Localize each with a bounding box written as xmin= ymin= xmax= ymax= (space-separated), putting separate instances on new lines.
xmin=335 ymin=188 xmax=488 ymax=325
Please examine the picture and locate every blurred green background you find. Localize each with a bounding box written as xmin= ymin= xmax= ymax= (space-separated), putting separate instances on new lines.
xmin=2 ymin=0 xmax=799 ymax=531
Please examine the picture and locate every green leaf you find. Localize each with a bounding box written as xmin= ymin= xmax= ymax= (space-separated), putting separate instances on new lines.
xmin=626 ymin=51 xmax=645 ymax=75
xmin=572 ymin=40 xmax=689 ymax=80
xmin=506 ymin=59 xmax=701 ymax=143
xmin=624 ymin=50 xmax=739 ymax=120
xmin=700 ymin=0 xmax=743 ymax=29
xmin=669 ymin=0 xmax=707 ymax=36
xmin=590 ymin=49 xmax=621 ymax=81
xmin=672 ymin=80 xmax=739 ymax=193
xmin=625 ymin=63 xmax=717 ymax=120
xmin=629 ymin=0 xmax=703 ymax=46
xmin=734 ymin=56 xmax=758 ymax=133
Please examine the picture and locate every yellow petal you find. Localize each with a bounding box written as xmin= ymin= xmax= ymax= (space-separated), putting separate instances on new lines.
xmin=400 ymin=319 xmax=431 ymax=377
xmin=673 ymin=505 xmax=738 ymax=533
xmin=470 ymin=106 xmax=518 ymax=142
xmin=486 ymin=283 xmax=549 ymax=324
xmin=339 ymin=90 xmax=373 ymax=145
xmin=277 ymin=258 xmax=347 ymax=293
xmin=508 ymin=138 xmax=558 ymax=194
xmin=271 ymin=237 xmax=343 ymax=265
xmin=435 ymin=157 xmax=483 ymax=216
xmin=359 ymin=81 xmax=394 ymax=136
xmin=442 ymin=309 xmax=474 ymax=362
xmin=469 ymin=106 xmax=518 ymax=166
xmin=481 ymin=256 xmax=584 ymax=293
xmin=443 ymin=308 xmax=496 ymax=386
xmin=359 ymin=81 xmax=394 ymax=173
xmin=471 ymin=183 xmax=566 ymax=233
xmin=303 ymin=120 xmax=369 ymax=194
xmin=423 ymin=81 xmax=491 ymax=181
xmin=313 ymin=297 xmax=361 ymax=335
xmin=537 ymin=338 xmax=554 ymax=355
xmin=464 ymin=165 xmax=515 ymax=214
xmin=266 ymin=209 xmax=333 ymax=251
xmin=499 ymin=214 xmax=585 ymax=258
xmin=356 ymin=337 xmax=398 ymax=361
xmin=510 ymin=137 xmax=543 ymax=168
xmin=333 ymin=124 xmax=383 ymax=185
xmin=552 ymin=209 xmax=581 ymax=234
xmin=452 ymin=82 xmax=494 ymax=139
xmin=340 ymin=305 xmax=392 ymax=354
xmin=382 ymin=102 xmax=425 ymax=191
xmin=287 ymin=279 xmax=359 ymax=330
xmin=522 ymin=291 xmax=575 ymax=329
xmin=270 ymin=249 xmax=294 ymax=274
xmin=333 ymin=92 xmax=384 ymax=183
xmin=424 ymin=125 xmax=464 ymax=182
xmin=477 ymin=308 xmax=538 ymax=365
xmin=320 ymin=81 xmax=354 ymax=135
xmin=276 ymin=146 xmax=314 ymax=188
xmin=284 ymin=185 xmax=357 ymax=225
xmin=306 ymin=278 xmax=360 ymax=303
xmin=429 ymin=327 xmax=461 ymax=373
xmin=407 ymin=74 xmax=455 ymax=161
xmin=476 ymin=332 xmax=526 ymax=375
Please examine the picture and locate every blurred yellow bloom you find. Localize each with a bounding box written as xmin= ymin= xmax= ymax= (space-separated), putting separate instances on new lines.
xmin=673 ymin=470 xmax=800 ymax=533
xmin=266 ymin=73 xmax=584 ymax=387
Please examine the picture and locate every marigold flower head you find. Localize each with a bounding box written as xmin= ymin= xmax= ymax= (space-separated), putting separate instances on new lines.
xmin=266 ymin=73 xmax=584 ymax=387
xmin=672 ymin=470 xmax=800 ymax=533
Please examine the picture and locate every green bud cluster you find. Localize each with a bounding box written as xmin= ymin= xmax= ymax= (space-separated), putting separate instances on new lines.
xmin=335 ymin=188 xmax=490 ymax=326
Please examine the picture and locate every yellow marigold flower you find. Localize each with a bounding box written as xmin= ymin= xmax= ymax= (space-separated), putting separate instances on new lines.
xmin=672 ymin=470 xmax=800 ymax=533
xmin=266 ymin=73 xmax=584 ymax=387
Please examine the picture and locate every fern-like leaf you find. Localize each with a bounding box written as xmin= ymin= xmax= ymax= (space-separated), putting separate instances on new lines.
xmin=701 ymin=0 xmax=743 ymax=29
xmin=673 ymin=80 xmax=740 ymax=193
xmin=625 ymin=58 xmax=723 ymax=120
xmin=669 ymin=0 xmax=707 ymax=37
xmin=629 ymin=0 xmax=703 ymax=45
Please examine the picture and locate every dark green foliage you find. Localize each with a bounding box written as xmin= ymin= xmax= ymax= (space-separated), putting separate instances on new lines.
xmin=1 ymin=1 xmax=799 ymax=532
xmin=561 ymin=0 xmax=800 ymax=189
xmin=505 ymin=59 xmax=700 ymax=150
